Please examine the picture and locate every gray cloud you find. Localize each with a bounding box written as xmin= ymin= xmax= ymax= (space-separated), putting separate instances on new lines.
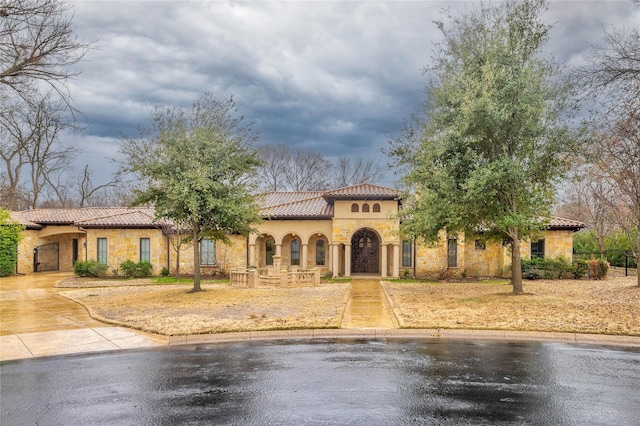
xmin=65 ymin=0 xmax=640 ymax=184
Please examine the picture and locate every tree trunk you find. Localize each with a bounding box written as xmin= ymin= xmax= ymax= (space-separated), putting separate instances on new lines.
xmin=192 ymin=226 xmax=202 ymax=292
xmin=511 ymin=231 xmax=524 ymax=295
xmin=175 ymin=246 xmax=181 ymax=279
xmin=636 ymin=231 xmax=640 ymax=287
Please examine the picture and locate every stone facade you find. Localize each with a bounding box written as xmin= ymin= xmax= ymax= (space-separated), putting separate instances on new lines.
xmin=9 ymin=184 xmax=584 ymax=278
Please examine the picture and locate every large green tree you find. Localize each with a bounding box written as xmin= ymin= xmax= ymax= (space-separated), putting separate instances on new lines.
xmin=389 ymin=0 xmax=579 ymax=294
xmin=120 ymin=93 xmax=262 ymax=292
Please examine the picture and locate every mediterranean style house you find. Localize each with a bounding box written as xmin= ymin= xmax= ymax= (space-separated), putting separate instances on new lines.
xmin=9 ymin=183 xmax=584 ymax=279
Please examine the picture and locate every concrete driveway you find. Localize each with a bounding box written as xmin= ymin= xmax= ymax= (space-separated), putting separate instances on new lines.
xmin=0 ymin=272 xmax=166 ymax=361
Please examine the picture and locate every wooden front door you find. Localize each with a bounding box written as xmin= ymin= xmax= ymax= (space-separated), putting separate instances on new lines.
xmin=351 ymin=229 xmax=379 ymax=274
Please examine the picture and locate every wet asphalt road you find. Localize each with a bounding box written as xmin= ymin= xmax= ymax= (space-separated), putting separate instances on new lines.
xmin=2 ymin=338 xmax=640 ymax=425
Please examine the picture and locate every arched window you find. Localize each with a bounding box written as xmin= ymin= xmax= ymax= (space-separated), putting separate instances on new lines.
xmin=315 ymin=239 xmax=325 ymax=266
xmin=351 ymin=203 xmax=359 ymax=213
xmin=373 ymin=203 xmax=381 ymax=213
xmin=265 ymin=237 xmax=274 ymax=266
xmin=362 ymin=203 xmax=370 ymax=212
xmin=291 ymin=239 xmax=301 ymax=266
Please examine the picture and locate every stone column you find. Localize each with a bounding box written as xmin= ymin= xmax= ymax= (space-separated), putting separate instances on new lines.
xmin=344 ymin=243 xmax=351 ymax=277
xmin=392 ymin=243 xmax=400 ymax=278
xmin=302 ymin=243 xmax=308 ymax=270
xmin=248 ymin=269 xmax=257 ymax=288
xmin=248 ymin=244 xmax=256 ymax=268
xmin=273 ymin=254 xmax=282 ymax=276
xmin=332 ymin=244 xmax=340 ymax=278
xmin=381 ymin=244 xmax=388 ymax=277
xmin=275 ymin=244 xmax=282 ymax=257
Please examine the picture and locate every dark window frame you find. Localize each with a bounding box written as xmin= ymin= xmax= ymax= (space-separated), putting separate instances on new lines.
xmin=200 ymin=238 xmax=216 ymax=266
xmin=291 ymin=239 xmax=301 ymax=266
xmin=97 ymin=238 xmax=107 ymax=265
xmin=402 ymin=239 xmax=413 ymax=267
xmin=140 ymin=238 xmax=151 ymax=262
xmin=531 ymin=239 xmax=545 ymax=259
xmin=315 ymin=239 xmax=325 ymax=266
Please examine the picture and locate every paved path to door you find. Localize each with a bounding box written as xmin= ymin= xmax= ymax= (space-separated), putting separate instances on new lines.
xmin=343 ymin=279 xmax=397 ymax=329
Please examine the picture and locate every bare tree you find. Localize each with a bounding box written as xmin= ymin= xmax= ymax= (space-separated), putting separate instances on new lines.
xmin=0 ymin=93 xmax=75 ymax=209
xmin=577 ymin=22 xmax=640 ymax=285
xmin=0 ymin=0 xmax=91 ymax=107
xmin=257 ymin=144 xmax=331 ymax=192
xmin=332 ymin=156 xmax=384 ymax=188
xmin=285 ymin=146 xmax=331 ymax=191
xmin=558 ymin=164 xmax=618 ymax=254
xmin=593 ymin=115 xmax=640 ymax=275
xmin=256 ymin=144 xmax=289 ymax=192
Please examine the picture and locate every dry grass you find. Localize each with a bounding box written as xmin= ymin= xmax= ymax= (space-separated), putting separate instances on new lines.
xmin=60 ymin=275 xmax=640 ymax=338
xmin=61 ymin=283 xmax=350 ymax=336
xmin=382 ymin=276 xmax=640 ymax=336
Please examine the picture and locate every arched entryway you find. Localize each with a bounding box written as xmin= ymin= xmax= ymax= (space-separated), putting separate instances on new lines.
xmin=351 ymin=228 xmax=379 ymax=274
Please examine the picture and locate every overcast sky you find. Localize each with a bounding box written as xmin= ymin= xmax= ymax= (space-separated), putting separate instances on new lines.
xmin=65 ymin=1 xmax=640 ymax=186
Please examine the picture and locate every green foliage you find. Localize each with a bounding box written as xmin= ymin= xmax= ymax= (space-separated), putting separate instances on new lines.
xmin=161 ymin=267 xmax=170 ymax=277
xmin=73 ymin=260 xmax=108 ymax=277
xmin=388 ymin=0 xmax=581 ymax=293
xmin=521 ymin=256 xmax=588 ymax=280
xmin=120 ymin=92 xmax=263 ymax=292
xmin=120 ymin=260 xmax=153 ymax=278
xmin=573 ymin=229 xmax=638 ymax=268
xmin=0 ymin=209 xmax=23 ymax=277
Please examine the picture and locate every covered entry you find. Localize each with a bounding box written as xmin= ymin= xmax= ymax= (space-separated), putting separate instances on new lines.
xmin=33 ymin=243 xmax=59 ymax=272
xmin=351 ymin=228 xmax=379 ymax=274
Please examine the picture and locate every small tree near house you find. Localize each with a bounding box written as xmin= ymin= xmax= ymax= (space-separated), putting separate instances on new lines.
xmin=120 ymin=93 xmax=263 ymax=292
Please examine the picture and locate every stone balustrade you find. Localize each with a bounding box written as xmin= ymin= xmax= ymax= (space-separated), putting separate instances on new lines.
xmin=230 ymin=267 xmax=321 ymax=288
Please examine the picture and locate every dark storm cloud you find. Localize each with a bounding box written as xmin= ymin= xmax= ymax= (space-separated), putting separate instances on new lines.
xmin=66 ymin=0 xmax=640 ymax=184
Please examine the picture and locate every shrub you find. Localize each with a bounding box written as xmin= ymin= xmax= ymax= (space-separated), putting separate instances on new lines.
xmin=161 ymin=267 xmax=170 ymax=276
xmin=0 ymin=209 xmax=23 ymax=277
xmin=119 ymin=260 xmax=153 ymax=278
xmin=521 ymin=256 xmax=582 ymax=280
xmin=74 ymin=260 xmax=107 ymax=277
xmin=572 ymin=260 xmax=588 ymax=279
xmin=587 ymin=258 xmax=609 ymax=280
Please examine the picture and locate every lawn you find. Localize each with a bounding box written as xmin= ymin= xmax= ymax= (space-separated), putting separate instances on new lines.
xmin=61 ymin=282 xmax=350 ymax=335
xmin=382 ymin=276 xmax=640 ymax=336
xmin=59 ymin=275 xmax=640 ymax=337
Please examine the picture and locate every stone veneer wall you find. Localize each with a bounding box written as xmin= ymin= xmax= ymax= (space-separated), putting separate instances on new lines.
xmin=331 ymin=218 xmax=400 ymax=244
xmin=173 ymin=234 xmax=247 ymax=275
xmin=16 ymin=229 xmax=37 ymax=274
xmin=15 ymin=230 xmax=86 ymax=274
xmin=85 ymin=228 xmax=168 ymax=276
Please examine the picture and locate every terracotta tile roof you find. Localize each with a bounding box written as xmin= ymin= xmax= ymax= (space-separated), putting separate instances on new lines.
xmin=10 ymin=207 xmax=161 ymax=228
xmin=261 ymin=194 xmax=333 ymax=219
xmin=322 ymin=183 xmax=400 ymax=200
xmin=259 ymin=184 xmax=401 ymax=219
xmin=547 ymin=217 xmax=585 ymax=230
xmin=259 ymin=191 xmax=324 ymax=208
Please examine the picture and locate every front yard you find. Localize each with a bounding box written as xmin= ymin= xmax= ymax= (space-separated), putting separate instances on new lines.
xmin=383 ymin=276 xmax=640 ymax=336
xmin=59 ymin=275 xmax=640 ymax=337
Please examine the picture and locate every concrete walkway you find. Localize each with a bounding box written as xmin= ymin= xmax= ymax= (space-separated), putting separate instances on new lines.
xmin=342 ymin=279 xmax=397 ymax=328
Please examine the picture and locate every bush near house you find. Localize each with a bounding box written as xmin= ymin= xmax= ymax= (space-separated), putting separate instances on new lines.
xmin=0 ymin=209 xmax=23 ymax=277
xmin=73 ymin=260 xmax=108 ymax=278
xmin=119 ymin=260 xmax=153 ymax=278
xmin=521 ymin=256 xmax=607 ymax=280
